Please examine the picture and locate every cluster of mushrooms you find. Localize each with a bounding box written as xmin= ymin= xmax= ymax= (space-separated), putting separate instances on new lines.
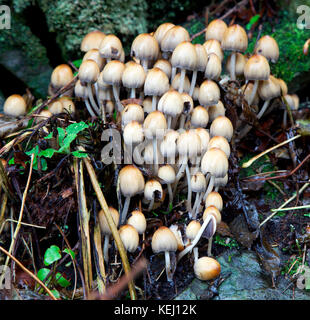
xmin=2 ymin=18 xmax=299 ymax=284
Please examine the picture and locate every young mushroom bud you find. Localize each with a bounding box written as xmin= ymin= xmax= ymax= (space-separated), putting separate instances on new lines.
xmin=208 ymin=101 xmax=226 ymax=122
xmin=199 ymin=80 xmax=220 ymax=107
xmin=144 ymin=179 xmax=163 ymax=211
xmin=119 ymin=224 xmax=139 ymax=253
xmin=81 ymin=30 xmax=105 ymax=52
xmin=205 ymin=191 xmax=223 ymax=212
xmin=205 ymin=19 xmax=227 ymax=42
xmin=205 ymin=53 xmax=222 ymax=80
xmin=127 ymin=210 xmax=147 ymax=235
xmin=121 ymin=104 xmax=144 ymax=128
xmin=3 ymin=94 xmax=27 ymax=117
xmin=191 ymin=106 xmax=209 ymax=128
xmin=210 ymin=116 xmax=234 ymax=142
xmin=151 ymin=226 xmax=178 ymax=281
xmin=186 ymin=220 xmax=201 ymax=261
xmin=254 ymin=35 xmax=279 ymax=63
xmin=208 ymin=136 xmax=231 ymax=158
xmin=194 ymin=257 xmax=221 ymax=281
xmin=51 ymin=64 xmax=74 ymax=92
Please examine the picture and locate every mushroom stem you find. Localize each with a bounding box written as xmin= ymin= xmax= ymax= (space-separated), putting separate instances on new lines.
xmin=178 ymin=214 xmax=216 ymax=262
xmin=167 ymin=183 xmax=173 ymax=210
xmin=85 ymin=98 xmax=97 ymax=117
xmin=193 ymin=247 xmax=199 ymax=263
xmin=203 ymin=175 xmax=215 ymax=201
xmin=165 ymin=251 xmax=173 ymax=281
xmin=257 ymin=99 xmax=271 ymax=119
xmin=191 ymin=192 xmax=201 ymax=219
xmin=148 ymin=197 xmax=155 ymax=212
xmin=207 ymin=236 xmax=213 ymax=257
xmin=189 ymin=70 xmax=198 ymax=97
xmin=151 ymin=95 xmax=157 ymax=111
xmin=153 ymin=138 xmax=159 ymax=175
xmin=130 ymin=88 xmax=136 ymax=99
xmin=283 ymin=109 xmax=288 ymax=128
xmin=171 ymin=67 xmax=177 ymax=82
xmin=167 ymin=115 xmax=172 ymax=130
xmin=185 ymin=164 xmax=192 ymax=212
xmin=112 ymin=84 xmax=123 ymax=112
xmin=178 ymin=69 xmax=186 ymax=94
xmin=230 ymin=52 xmax=236 ymax=81
xmin=103 ymin=234 xmax=110 ymax=263
xmin=248 ymin=80 xmax=259 ymax=106
xmin=121 ymin=196 xmax=131 ymax=224
xmin=87 ymin=84 xmax=100 ymax=115
xmin=141 ymin=60 xmax=148 ymax=73
xmin=99 ymin=100 xmax=107 ymax=124
xmin=179 ymin=114 xmax=186 ymax=129
xmin=173 ymin=156 xmax=187 ymax=196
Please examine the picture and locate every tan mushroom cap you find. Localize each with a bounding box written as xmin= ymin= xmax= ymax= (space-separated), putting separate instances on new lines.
xmin=119 ymin=224 xmax=139 ymax=252
xmin=119 ymin=165 xmax=145 ymax=197
xmin=244 ymin=54 xmax=270 ymax=81
xmin=203 ymin=39 xmax=224 ymax=61
xmin=195 ymin=128 xmax=210 ymax=154
xmin=158 ymin=165 xmax=176 ymax=184
xmin=258 ymin=75 xmax=281 ymax=101
xmin=201 ymin=148 xmax=228 ymax=178
xmin=210 ymin=116 xmax=234 ymax=142
xmin=186 ymin=220 xmax=201 ymax=241
xmin=144 ymin=179 xmax=163 ymax=201
xmin=254 ymin=35 xmax=279 ymax=63
xmin=171 ymin=41 xmax=198 ymax=71
xmin=3 ymin=94 xmax=27 ymax=117
xmin=122 ymin=62 xmax=146 ymax=89
xmin=51 ymin=64 xmax=74 ymax=89
xmin=131 ymin=33 xmax=160 ymax=62
xmin=177 ymin=130 xmax=201 ymax=158
xmin=205 ymin=19 xmax=227 ymax=42
xmin=80 ymin=30 xmax=105 ymax=52
xmin=208 ymin=136 xmax=231 ymax=158
xmin=153 ymin=59 xmax=172 ymax=78
xmin=127 ymin=211 xmax=147 ymax=234
xmin=121 ymin=104 xmax=144 ymax=127
xmin=154 ymin=23 xmax=175 ymax=46
xmin=78 ymin=59 xmax=100 ymax=84
xmin=208 ymin=101 xmax=226 ymax=122
xmin=157 ymin=89 xmax=184 ymax=117
xmin=194 ymin=44 xmax=208 ymax=72
xmin=144 ymin=68 xmax=170 ymax=96
xmin=194 ymin=256 xmax=221 ymax=281
xmin=82 ymin=49 xmax=105 ymax=70
xmin=99 ymin=34 xmax=123 ymax=60
xmin=203 ymin=205 xmax=222 ymax=225
xmin=191 ymin=172 xmax=207 ymax=192
xmin=205 ymin=53 xmax=222 ymax=80
xmin=161 ymin=26 xmax=190 ymax=54
xmin=198 ymin=80 xmax=220 ymax=106
xmin=205 ymin=192 xmax=223 ymax=211
xmin=99 ymin=207 xmax=120 ymax=235
xmin=221 ymin=24 xmax=248 ymax=52
xmin=102 ymin=60 xmax=125 ymax=85
xmin=191 ymin=106 xmax=209 ymax=128
xmin=123 ymin=121 xmax=144 ymax=145
xmin=143 ymin=110 xmax=167 ymax=139
xmin=152 ymin=226 xmax=178 ymax=253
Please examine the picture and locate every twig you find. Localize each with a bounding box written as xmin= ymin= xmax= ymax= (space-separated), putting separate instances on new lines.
xmin=271 ymin=204 xmax=310 ymax=212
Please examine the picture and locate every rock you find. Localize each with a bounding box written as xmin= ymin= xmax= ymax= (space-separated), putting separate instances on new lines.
xmin=175 ymin=249 xmax=310 ymax=300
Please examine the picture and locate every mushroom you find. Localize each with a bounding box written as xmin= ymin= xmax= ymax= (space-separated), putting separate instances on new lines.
xmin=119 ymin=224 xmax=139 ymax=253
xmin=74 ymin=79 xmax=96 ymax=117
xmin=153 ymin=59 xmax=172 ymax=79
xmin=208 ymin=101 xmax=226 ymax=122
xmin=82 ymin=48 xmax=105 ymax=71
xmin=151 ymin=226 xmax=178 ymax=281
xmin=205 ymin=19 xmax=227 ymax=42
xmin=186 ymin=220 xmax=201 ymax=261
xmin=254 ymin=35 xmax=279 ymax=63
xmin=198 ymin=80 xmax=221 ymax=108
xmin=99 ymin=34 xmax=123 ymax=62
xmin=3 ymin=94 xmax=27 ymax=117
xmin=144 ymin=179 xmax=163 ymax=211
xmin=127 ymin=210 xmax=147 ymax=235
xmin=193 ymin=127 xmax=210 ymax=173
xmin=81 ymin=30 xmax=105 ymax=52
xmin=209 ymin=116 xmax=234 ymax=142
xmin=58 ymin=96 xmax=76 ymax=115
xmin=203 ymin=206 xmax=221 ymax=256
xmin=205 ymin=191 xmax=223 ymax=212
xmin=98 ymin=207 xmax=120 ymax=262
xmin=226 ymin=53 xmax=246 ymax=79
xmin=214 ymin=174 xmax=228 ymax=192
xmin=203 ymin=39 xmax=224 ymax=61
xmin=169 ymin=224 xmax=185 ymax=251
xmin=121 ymin=62 xmax=146 ymax=98
xmin=123 ymin=121 xmax=144 ymax=164
xmin=158 ymin=164 xmax=176 ymax=209
xmin=121 ymin=104 xmax=144 ymax=128
xmin=160 ymin=129 xmax=180 ymax=165
xmin=153 ymin=22 xmax=175 ymax=48
xmin=119 ymin=165 xmax=145 ymax=224
xmin=191 ymin=106 xmax=209 ymax=128
xmin=190 ymin=172 xmax=207 ymax=219
xmin=221 ymin=24 xmax=248 ymax=80
xmin=194 ymin=257 xmax=221 ymax=281
xmin=205 ymin=53 xmax=222 ymax=80
xmin=50 ymin=64 xmax=74 ymax=95
xmin=177 ymin=92 xmax=194 ymax=129
xmin=207 ymin=136 xmax=231 ymax=158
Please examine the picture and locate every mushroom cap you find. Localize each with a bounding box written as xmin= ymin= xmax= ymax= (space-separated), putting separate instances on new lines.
xmin=144 ymin=179 xmax=163 ymax=201
xmin=51 ymin=64 xmax=74 ymax=89
xmin=203 ymin=39 xmax=224 ymax=61
xmin=221 ymin=24 xmax=248 ymax=52
xmin=119 ymin=165 xmax=145 ymax=197
xmin=82 ymin=49 xmax=105 ymax=71
xmin=201 ymin=148 xmax=228 ymax=178
xmin=36 ymin=110 xmax=53 ymax=123
xmin=121 ymin=104 xmax=144 ymax=127
xmin=205 ymin=53 xmax=222 ymax=80
xmin=210 ymin=116 xmax=234 ymax=142
xmin=123 ymin=121 xmax=144 ymax=145
xmin=143 ymin=142 xmax=160 ymax=164
xmin=151 ymin=226 xmax=178 ymax=253
xmin=81 ymin=30 xmax=105 ymax=52
xmin=180 ymin=93 xmax=194 ymax=115
xmin=199 ymin=80 xmax=220 ymax=106
xmin=214 ymin=174 xmax=228 ymax=188
xmin=58 ymin=96 xmax=75 ymax=114
xmin=48 ymin=99 xmax=64 ymax=115
xmin=157 ymin=89 xmax=184 ymax=117
xmin=195 ymin=128 xmax=210 ymax=154
xmin=144 ymin=68 xmax=170 ymax=97
xmin=171 ymin=73 xmax=191 ymax=93
xmin=191 ymin=106 xmax=209 ymax=128
xmin=205 ymin=19 xmax=228 ymax=42
xmin=122 ymin=62 xmax=146 ymax=89
xmin=158 ymin=165 xmax=176 ymax=184
xmin=127 ymin=210 xmax=147 ymax=234
xmin=3 ymin=94 xmax=27 ymax=117
xmin=194 ymin=44 xmax=208 ymax=72
xmin=119 ymin=224 xmax=139 ymax=252
xmin=205 ymin=192 xmax=223 ymax=212
xmin=102 ymin=60 xmax=125 ymax=85
xmin=99 ymin=34 xmax=123 ymax=60
xmin=161 ymin=26 xmax=190 ymax=53
xmin=191 ymin=172 xmax=207 ymax=192
xmin=208 ymin=136 xmax=230 ymax=158
xmin=160 ymin=130 xmax=179 ymax=158
xmin=169 ymin=224 xmax=185 ymax=251
xmin=226 ymin=52 xmax=246 ymax=77
xmin=99 ymin=207 xmax=120 ymax=235
xmin=284 ymin=94 xmax=299 ymax=110
xmin=154 ymin=23 xmax=175 ymax=46
xmin=131 ymin=33 xmax=159 ymax=62
xmin=177 ymin=130 xmax=201 ymax=158
xmin=79 ymin=60 xmax=100 ymax=84
xmin=194 ymin=256 xmax=221 ymax=281
xmin=277 ymin=78 xmax=288 ymax=96
xmin=74 ymin=80 xmax=88 ymax=99
xmin=186 ymin=220 xmax=201 ymax=241
xmin=254 ymin=35 xmax=279 ymax=63
xmin=258 ymin=75 xmax=281 ymax=101
xmin=153 ymin=59 xmax=172 ymax=78
xmin=171 ymin=41 xmax=198 ymax=71
xmin=244 ymin=54 xmax=270 ymax=81
xmin=203 ymin=205 xmax=222 ymax=225
xmin=208 ymin=101 xmax=226 ymax=122
xmin=143 ymin=110 xmax=167 ymax=139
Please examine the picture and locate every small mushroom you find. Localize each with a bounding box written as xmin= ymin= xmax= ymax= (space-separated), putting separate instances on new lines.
xmin=158 ymin=164 xmax=176 ymax=209
xmin=194 ymin=256 xmax=221 ymax=281
xmin=186 ymin=220 xmax=201 ymax=261
xmin=119 ymin=224 xmax=139 ymax=253
xmin=3 ymin=94 xmax=27 ymax=117
xmin=144 ymin=179 xmax=163 ymax=211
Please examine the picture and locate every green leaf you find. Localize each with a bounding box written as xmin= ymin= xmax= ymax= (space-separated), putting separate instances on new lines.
xmin=44 ymin=245 xmax=62 ymax=266
xmin=44 ymin=132 xmax=53 ymax=140
xmin=72 ymin=59 xmax=83 ymax=68
xmin=40 ymin=158 xmax=48 ymax=171
xmin=246 ymin=14 xmax=260 ymax=30
xmin=66 ymin=121 xmax=89 ymax=135
xmin=57 ymin=127 xmax=66 ymax=146
xmin=55 ymin=272 xmax=71 ymax=288
xmin=72 ymin=150 xmax=88 ymax=158
xmin=39 ymin=148 xmax=57 ymax=158
xmin=50 ymin=289 xmax=61 ymax=299
xmin=26 ymin=145 xmax=40 ymax=157
xmin=113 ymin=109 xmax=117 ymax=121
xmin=37 ymin=268 xmax=51 ymax=283
xmin=63 ymin=248 xmax=75 ymax=260
xmin=8 ymin=157 xmax=15 ymax=165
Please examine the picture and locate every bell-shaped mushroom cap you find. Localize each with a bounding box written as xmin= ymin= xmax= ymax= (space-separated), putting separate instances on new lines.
xmin=3 ymin=94 xmax=27 ymax=117
xmin=74 ymin=80 xmax=88 ymax=99
xmin=51 ymin=64 xmax=74 ymax=89
xmin=241 ymin=83 xmax=260 ymax=106
xmin=210 ymin=116 xmax=234 ymax=142
xmin=99 ymin=34 xmax=123 ymax=60
xmin=177 ymin=130 xmax=201 ymax=158
xmin=121 ymin=104 xmax=144 ymax=127
xmin=208 ymin=101 xmax=226 ymax=122
xmin=81 ymin=30 xmax=105 ymax=52
xmin=48 ymin=99 xmax=64 ymax=115
xmin=214 ymin=174 xmax=228 ymax=188
xmin=205 ymin=53 xmax=222 ymax=80
xmin=82 ymin=49 xmax=105 ymax=71
xmin=254 ymin=35 xmax=279 ymax=63
xmin=79 ymin=60 xmax=100 ymax=84
xmin=119 ymin=165 xmax=145 ymax=197
xmin=157 ymin=89 xmax=184 ymax=117
xmin=123 ymin=121 xmax=144 ymax=145
xmin=208 ymin=136 xmax=231 ymax=158
xmin=258 ymin=75 xmax=281 ymax=101
xmin=144 ymin=68 xmax=170 ymax=97
xmin=58 ymin=96 xmax=76 ymax=114
xmin=99 ymin=207 xmax=120 ymax=235
xmin=205 ymin=191 xmax=223 ymax=211
xmin=194 ymin=44 xmax=208 ymax=72
xmin=158 ymin=165 xmax=176 ymax=184
xmin=119 ymin=225 xmax=139 ymax=252
xmin=180 ymin=93 xmax=194 ymax=115
xmin=191 ymin=106 xmax=209 ymax=128
xmin=131 ymin=33 xmax=159 ymax=62
xmin=160 ymin=130 xmax=179 ymax=158
xmin=186 ymin=220 xmax=201 ymax=241
xmin=171 ymin=73 xmax=191 ymax=93
xmin=143 ymin=110 xmax=167 ymax=139
xmin=153 ymin=59 xmax=172 ymax=78
xmin=151 ymin=226 xmax=178 ymax=253
xmin=142 ymin=97 xmax=153 ymax=114
xmin=169 ymin=224 xmax=184 ymax=251
xmin=144 ymin=179 xmax=163 ymax=201
xmin=284 ymin=94 xmax=299 ymax=110
xmin=201 ymin=148 xmax=228 ymax=178
xmin=277 ymin=78 xmax=288 ymax=96
xmin=171 ymin=41 xmax=198 ymax=71
xmin=102 ymin=60 xmax=125 ymax=85
xmin=203 ymin=39 xmax=224 ymax=61
xmin=195 ymin=128 xmax=210 ymax=155
xmin=226 ymin=52 xmax=246 ymax=77
xmin=205 ymin=19 xmax=228 ymax=42
xmin=161 ymin=26 xmax=190 ymax=54
xmin=221 ymin=24 xmax=248 ymax=52
xmin=127 ymin=210 xmax=147 ymax=234
xmin=154 ymin=22 xmax=175 ymax=46
xmin=244 ymin=54 xmax=270 ymax=81
xmin=36 ymin=110 xmax=53 ymax=123
xmin=198 ymin=80 xmax=220 ymax=106
xmin=203 ymin=205 xmax=222 ymax=225
xmin=122 ymin=62 xmax=146 ymax=89
xmin=191 ymin=172 xmax=207 ymax=193
xmin=194 ymin=256 xmax=221 ymax=281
